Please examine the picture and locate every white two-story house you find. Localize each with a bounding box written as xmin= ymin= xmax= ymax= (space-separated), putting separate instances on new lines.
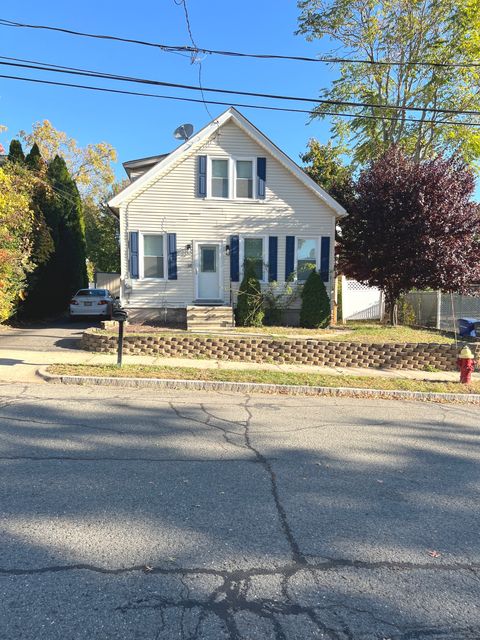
xmin=108 ymin=107 xmax=346 ymax=327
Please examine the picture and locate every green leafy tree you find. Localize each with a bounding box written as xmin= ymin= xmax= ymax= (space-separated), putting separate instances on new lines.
xmin=297 ymin=0 xmax=480 ymax=166
xmin=83 ymin=197 xmax=120 ymax=275
xmin=300 ymin=270 xmax=331 ymax=328
xmin=300 ymin=139 xmax=353 ymax=207
xmin=236 ymin=260 xmax=264 ymax=327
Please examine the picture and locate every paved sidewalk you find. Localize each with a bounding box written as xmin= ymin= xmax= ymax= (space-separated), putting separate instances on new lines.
xmin=1 ymin=346 xmax=478 ymax=384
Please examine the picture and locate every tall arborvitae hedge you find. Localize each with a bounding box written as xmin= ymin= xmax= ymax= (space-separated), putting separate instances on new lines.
xmin=299 ymin=269 xmax=331 ymax=328
xmin=7 ymin=139 xmax=25 ymax=164
xmin=22 ymin=155 xmax=87 ymax=317
xmin=236 ymin=260 xmax=264 ymax=327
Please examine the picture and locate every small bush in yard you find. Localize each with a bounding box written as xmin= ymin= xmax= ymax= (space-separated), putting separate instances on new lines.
xmin=236 ymin=260 xmax=264 ymax=327
xmin=300 ymin=270 xmax=330 ymax=328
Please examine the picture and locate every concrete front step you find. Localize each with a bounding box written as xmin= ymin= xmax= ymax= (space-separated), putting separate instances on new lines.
xmin=186 ymin=305 xmax=234 ymax=331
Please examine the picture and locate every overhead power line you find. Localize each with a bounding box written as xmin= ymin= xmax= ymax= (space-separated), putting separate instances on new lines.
xmin=1 ymin=55 xmax=480 ymax=118
xmin=1 ymin=72 xmax=480 ymax=128
xmin=1 ymin=16 xmax=480 ymax=69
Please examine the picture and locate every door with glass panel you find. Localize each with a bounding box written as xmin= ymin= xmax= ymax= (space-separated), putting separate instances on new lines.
xmin=197 ymin=244 xmax=221 ymax=300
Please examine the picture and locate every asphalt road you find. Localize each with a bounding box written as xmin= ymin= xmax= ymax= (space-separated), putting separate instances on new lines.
xmin=0 ymin=319 xmax=99 ymax=352
xmin=0 ymin=382 xmax=479 ymax=639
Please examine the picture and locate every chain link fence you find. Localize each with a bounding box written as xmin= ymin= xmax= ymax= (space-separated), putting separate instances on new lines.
xmin=405 ymin=290 xmax=480 ymax=332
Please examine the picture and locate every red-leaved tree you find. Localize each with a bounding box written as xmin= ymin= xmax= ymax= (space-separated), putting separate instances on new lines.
xmin=338 ymin=147 xmax=480 ymax=324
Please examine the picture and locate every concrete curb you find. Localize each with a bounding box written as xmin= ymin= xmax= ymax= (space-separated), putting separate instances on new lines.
xmin=37 ymin=367 xmax=480 ymax=404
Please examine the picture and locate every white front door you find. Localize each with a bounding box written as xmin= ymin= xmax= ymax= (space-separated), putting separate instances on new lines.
xmin=197 ymin=243 xmax=221 ymax=300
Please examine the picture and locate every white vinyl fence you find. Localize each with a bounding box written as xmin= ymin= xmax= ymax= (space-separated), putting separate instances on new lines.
xmin=341 ymin=277 xmax=384 ymax=321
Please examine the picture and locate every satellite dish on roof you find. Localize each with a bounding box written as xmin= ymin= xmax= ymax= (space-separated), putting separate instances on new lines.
xmin=173 ymin=123 xmax=194 ymax=141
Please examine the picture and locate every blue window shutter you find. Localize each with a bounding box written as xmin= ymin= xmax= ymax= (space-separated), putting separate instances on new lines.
xmin=230 ymin=235 xmax=240 ymax=282
xmin=257 ymin=157 xmax=266 ymax=199
xmin=198 ymin=155 xmax=207 ymax=197
xmin=320 ymin=236 xmax=331 ymax=282
xmin=285 ymin=236 xmax=295 ymax=281
xmin=268 ymin=236 xmax=278 ymax=282
xmin=129 ymin=231 xmax=139 ymax=279
xmin=167 ymin=233 xmax=177 ymax=280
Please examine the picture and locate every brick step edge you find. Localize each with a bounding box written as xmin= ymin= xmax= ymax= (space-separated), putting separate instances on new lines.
xmin=36 ymin=367 xmax=480 ymax=404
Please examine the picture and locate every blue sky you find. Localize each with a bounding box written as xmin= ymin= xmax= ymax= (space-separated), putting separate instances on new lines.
xmin=0 ymin=1 xmax=337 ymax=181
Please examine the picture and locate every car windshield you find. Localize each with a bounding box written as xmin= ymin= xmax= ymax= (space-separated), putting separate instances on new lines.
xmin=75 ymin=289 xmax=108 ymax=297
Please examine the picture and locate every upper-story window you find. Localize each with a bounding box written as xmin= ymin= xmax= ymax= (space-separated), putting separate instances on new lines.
xmin=202 ymin=156 xmax=265 ymax=200
xmin=211 ymin=159 xmax=229 ymax=198
xmin=235 ymin=160 xmax=253 ymax=199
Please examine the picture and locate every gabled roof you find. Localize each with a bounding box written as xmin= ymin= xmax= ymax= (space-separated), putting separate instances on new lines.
xmin=108 ymin=107 xmax=347 ymax=217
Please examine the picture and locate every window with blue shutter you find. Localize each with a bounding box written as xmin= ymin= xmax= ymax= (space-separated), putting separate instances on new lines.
xmin=268 ymin=236 xmax=278 ymax=282
xmin=198 ymin=155 xmax=207 ymax=197
xmin=285 ymin=236 xmax=295 ymax=281
xmin=230 ymin=235 xmax=240 ymax=282
xmin=129 ymin=231 xmax=139 ymax=279
xmin=167 ymin=233 xmax=177 ymax=280
xmin=320 ymin=236 xmax=331 ymax=282
xmin=257 ymin=157 xmax=266 ymax=199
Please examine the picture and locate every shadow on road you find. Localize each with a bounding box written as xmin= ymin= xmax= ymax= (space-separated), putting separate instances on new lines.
xmin=0 ymin=392 xmax=479 ymax=638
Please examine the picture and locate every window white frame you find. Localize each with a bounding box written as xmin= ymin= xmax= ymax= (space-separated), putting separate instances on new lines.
xmin=207 ymin=156 xmax=232 ymax=199
xmin=295 ymin=236 xmax=320 ymax=282
xmin=234 ymin=157 xmax=256 ymax=200
xmin=240 ymin=235 xmax=268 ymax=283
xmin=205 ymin=156 xmax=262 ymax=201
xmin=139 ymin=232 xmax=167 ymax=280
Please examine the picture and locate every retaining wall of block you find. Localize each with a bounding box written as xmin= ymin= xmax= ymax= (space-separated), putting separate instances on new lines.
xmin=81 ymin=330 xmax=479 ymax=371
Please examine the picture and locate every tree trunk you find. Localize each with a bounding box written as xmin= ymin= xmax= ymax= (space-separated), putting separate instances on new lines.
xmin=384 ymin=287 xmax=399 ymax=326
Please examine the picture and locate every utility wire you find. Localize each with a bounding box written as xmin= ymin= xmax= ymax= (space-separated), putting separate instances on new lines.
xmin=1 ymin=55 xmax=480 ymax=118
xmin=1 ymin=71 xmax=480 ymax=128
xmin=1 ymin=16 xmax=480 ymax=68
xmin=173 ymin=0 xmax=213 ymax=118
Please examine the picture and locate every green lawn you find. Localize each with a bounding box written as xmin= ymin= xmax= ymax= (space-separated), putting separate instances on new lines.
xmin=231 ymin=323 xmax=457 ymax=343
xmin=100 ymin=323 xmax=459 ymax=344
xmin=47 ymin=364 xmax=480 ymax=395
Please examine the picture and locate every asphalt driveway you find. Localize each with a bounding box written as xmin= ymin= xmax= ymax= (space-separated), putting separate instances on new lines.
xmin=0 ymin=382 xmax=479 ymax=639
xmin=0 ymin=319 xmax=99 ymax=352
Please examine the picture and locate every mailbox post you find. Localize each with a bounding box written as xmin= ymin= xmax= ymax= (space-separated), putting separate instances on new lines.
xmin=112 ymin=308 xmax=128 ymax=367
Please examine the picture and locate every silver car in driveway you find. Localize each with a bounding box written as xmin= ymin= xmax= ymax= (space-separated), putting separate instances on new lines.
xmin=69 ymin=289 xmax=119 ymax=319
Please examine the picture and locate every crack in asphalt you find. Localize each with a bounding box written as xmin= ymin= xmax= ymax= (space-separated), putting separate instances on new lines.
xmin=0 ymin=412 xmax=128 ymax=435
xmin=174 ymin=398 xmax=306 ymax=565
xmin=3 ymin=556 xmax=477 ymax=577
xmin=240 ymin=397 xmax=305 ymax=565
xmin=0 ymin=455 xmax=259 ymax=463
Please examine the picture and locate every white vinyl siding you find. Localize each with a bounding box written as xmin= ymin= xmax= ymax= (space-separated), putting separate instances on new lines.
xmin=120 ymin=120 xmax=336 ymax=308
